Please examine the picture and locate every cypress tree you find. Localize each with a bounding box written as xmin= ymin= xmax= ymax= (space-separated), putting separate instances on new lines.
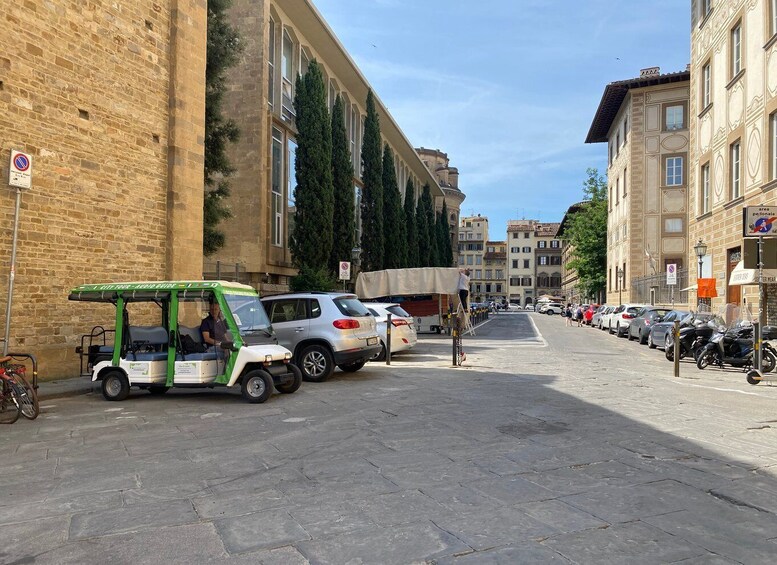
xmin=439 ymin=200 xmax=454 ymax=266
xmin=204 ymin=0 xmax=243 ymax=255
xmin=329 ymin=95 xmax=355 ymax=273
xmin=290 ymin=60 xmax=334 ymax=271
xmin=403 ymin=179 xmax=419 ymax=267
xmin=360 ymin=90 xmax=384 ymax=272
xmin=421 ymin=183 xmax=438 ymax=266
xmin=382 ymin=144 xmax=406 ymax=269
xmin=416 ymin=189 xmax=429 ymax=267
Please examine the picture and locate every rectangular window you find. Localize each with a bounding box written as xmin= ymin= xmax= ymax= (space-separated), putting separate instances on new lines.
xmin=623 ymin=168 xmax=627 ymax=196
xmin=523 ymin=259 xmax=530 ymax=268
xmin=665 ymin=105 xmax=685 ymax=130
xmin=467 ymin=233 xmax=473 ymax=240
xmin=475 ymin=284 xmax=481 ymax=294
xmin=485 ymin=284 xmax=492 ymax=294
xmin=522 ymin=246 xmax=531 ymax=253
xmin=281 ymin=30 xmax=295 ymax=122
xmin=475 ymin=270 xmax=482 ymax=279
xmin=512 ymin=260 xmax=518 ymax=268
xmin=511 ymin=247 xmax=519 ymax=253
xmin=731 ymin=140 xmax=741 ymax=199
xmin=524 ymin=232 xmax=530 ymax=239
xmin=512 ymin=232 xmax=518 ymax=239
xmin=622 ymin=224 xmax=627 ymax=238
xmin=550 ymin=256 xmax=562 ymax=265
xmin=539 ymin=256 xmax=548 ymax=266
xmin=271 ymin=128 xmax=283 ymax=247
xmin=496 ymin=284 xmax=502 ymax=293
xmin=731 ymin=22 xmax=742 ymax=77
xmin=616 ymin=178 xmax=620 ymax=204
xmin=550 ymin=240 xmax=560 ymax=248
xmin=476 ymin=256 xmax=482 ymax=265
xmin=267 ymin=19 xmax=275 ymax=108
xmin=350 ymin=107 xmax=357 ymax=171
xmin=287 ymin=137 xmax=297 ymax=247
xmin=522 ymin=277 xmax=532 ymax=287
xmin=300 ymin=49 xmax=310 ymax=75
xmin=772 ymin=112 xmax=777 ymax=181
xmin=538 ymin=241 xmax=546 ymax=249
xmin=510 ymin=277 xmax=520 ymax=286
xmin=702 ymin=62 xmax=711 ymax=108
xmin=496 ymin=269 xmax=503 ymax=279
xmin=701 ymin=162 xmax=710 ymax=214
xmin=701 ymin=0 xmax=711 ymax=19
xmin=666 ymin=156 xmax=684 ymax=186
xmin=665 ymin=218 xmax=683 ymax=233
xmin=467 ymin=256 xmax=473 ymax=265
xmin=354 ymin=185 xmax=362 ymax=246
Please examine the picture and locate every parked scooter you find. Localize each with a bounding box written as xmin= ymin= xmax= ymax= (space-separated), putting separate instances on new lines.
xmin=696 ymin=323 xmax=777 ymax=373
xmin=664 ymin=314 xmax=718 ymax=362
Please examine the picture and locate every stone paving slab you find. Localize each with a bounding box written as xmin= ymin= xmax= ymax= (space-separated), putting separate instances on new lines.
xmin=68 ymin=499 xmax=198 ymax=540
xmin=434 ymin=542 xmax=572 ymax=564
xmin=214 ymin=509 xmax=311 ymax=554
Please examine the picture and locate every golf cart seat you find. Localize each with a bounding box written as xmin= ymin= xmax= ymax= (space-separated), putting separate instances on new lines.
xmin=125 ymin=326 xmax=169 ymax=361
xmin=177 ymin=325 xmax=218 ymax=361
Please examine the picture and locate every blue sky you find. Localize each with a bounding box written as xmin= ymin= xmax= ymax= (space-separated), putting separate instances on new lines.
xmin=313 ymin=0 xmax=691 ymax=239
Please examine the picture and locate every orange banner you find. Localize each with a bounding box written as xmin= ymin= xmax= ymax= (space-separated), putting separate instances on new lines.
xmin=698 ymin=278 xmax=718 ymax=298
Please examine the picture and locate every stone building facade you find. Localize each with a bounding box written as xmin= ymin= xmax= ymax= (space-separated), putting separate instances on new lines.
xmin=587 ymin=67 xmax=691 ymax=306
xmin=534 ymin=223 xmax=563 ymax=300
xmin=0 ymin=1 xmax=207 ymax=377
xmin=458 ymin=215 xmax=488 ymax=300
xmin=416 ymin=147 xmax=466 ymax=265
xmin=688 ymin=0 xmax=777 ymax=322
xmin=506 ymin=220 xmax=537 ymax=306
xmin=221 ymin=0 xmax=443 ymax=292
xmin=484 ymin=241 xmax=507 ymax=304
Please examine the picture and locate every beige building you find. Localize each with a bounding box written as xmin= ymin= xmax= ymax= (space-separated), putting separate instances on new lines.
xmin=688 ymin=0 xmax=777 ymax=321
xmin=0 ymin=2 xmax=207 ymax=377
xmin=534 ymin=223 xmax=563 ymax=300
xmin=558 ymin=202 xmax=585 ymax=304
xmin=417 ymin=147 xmax=466 ymax=264
xmin=484 ymin=241 xmax=507 ymax=304
xmin=587 ymin=67 xmax=691 ymax=305
xmin=458 ymin=215 xmax=488 ymax=300
xmin=222 ymin=0 xmax=443 ymax=291
xmin=507 ymin=220 xmax=538 ymax=306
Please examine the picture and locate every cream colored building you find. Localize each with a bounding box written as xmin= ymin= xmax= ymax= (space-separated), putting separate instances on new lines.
xmin=417 ymin=147 xmax=466 ymax=264
xmin=507 ymin=220 xmax=537 ymax=306
xmin=587 ymin=67 xmax=691 ymax=305
xmin=688 ymin=0 xmax=777 ymax=321
xmin=458 ymin=215 xmax=488 ymax=300
xmin=484 ymin=241 xmax=507 ymax=304
xmin=535 ymin=223 xmax=563 ymax=300
xmin=223 ymin=0 xmax=443 ymax=291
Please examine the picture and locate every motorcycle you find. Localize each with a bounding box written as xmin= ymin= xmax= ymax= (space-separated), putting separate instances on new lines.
xmin=696 ymin=323 xmax=777 ymax=373
xmin=664 ymin=314 xmax=718 ymax=362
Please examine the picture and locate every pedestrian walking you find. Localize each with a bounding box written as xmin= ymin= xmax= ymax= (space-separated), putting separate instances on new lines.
xmin=565 ymin=303 xmax=573 ymax=326
xmin=576 ymin=306 xmax=584 ymax=327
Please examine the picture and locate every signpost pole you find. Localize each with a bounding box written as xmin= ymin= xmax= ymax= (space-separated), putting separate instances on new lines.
xmin=757 ymin=234 xmax=764 ymax=373
xmin=3 ymin=187 xmax=22 ymax=356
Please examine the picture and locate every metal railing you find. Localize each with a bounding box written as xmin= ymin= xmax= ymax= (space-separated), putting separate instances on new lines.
xmin=202 ymin=260 xmax=250 ymax=284
xmin=630 ymin=268 xmax=690 ymax=306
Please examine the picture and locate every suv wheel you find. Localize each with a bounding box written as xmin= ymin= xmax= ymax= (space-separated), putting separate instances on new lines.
xmin=299 ymin=344 xmax=335 ymax=382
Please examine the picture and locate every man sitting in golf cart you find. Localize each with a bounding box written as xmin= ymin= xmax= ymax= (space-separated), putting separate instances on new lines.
xmin=200 ymin=299 xmax=227 ymax=353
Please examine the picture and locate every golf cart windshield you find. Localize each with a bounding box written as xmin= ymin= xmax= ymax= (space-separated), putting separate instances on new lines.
xmin=225 ymin=294 xmax=273 ymax=338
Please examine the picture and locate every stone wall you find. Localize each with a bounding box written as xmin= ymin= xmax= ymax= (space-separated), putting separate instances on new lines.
xmin=0 ymin=1 xmax=207 ymax=378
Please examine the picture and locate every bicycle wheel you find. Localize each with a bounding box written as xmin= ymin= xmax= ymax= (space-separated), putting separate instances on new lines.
xmin=10 ymin=373 xmax=38 ymax=420
xmin=0 ymin=383 xmax=20 ymax=424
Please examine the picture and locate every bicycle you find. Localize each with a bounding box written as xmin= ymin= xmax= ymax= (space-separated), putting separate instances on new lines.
xmin=0 ymin=369 xmax=21 ymax=424
xmin=0 ymin=356 xmax=39 ymax=420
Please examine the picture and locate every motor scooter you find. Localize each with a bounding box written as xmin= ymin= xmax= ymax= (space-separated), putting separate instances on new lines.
xmin=696 ymin=324 xmax=777 ymax=373
xmin=664 ymin=315 xmax=717 ymax=362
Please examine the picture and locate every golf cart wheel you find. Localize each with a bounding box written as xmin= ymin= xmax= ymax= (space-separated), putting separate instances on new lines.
xmin=101 ymin=370 xmax=130 ymax=402
xmin=148 ymin=386 xmax=170 ymax=395
xmin=275 ymin=364 xmax=302 ymax=394
xmin=241 ymin=369 xmax=273 ymax=403
xmin=746 ymin=369 xmax=763 ymax=385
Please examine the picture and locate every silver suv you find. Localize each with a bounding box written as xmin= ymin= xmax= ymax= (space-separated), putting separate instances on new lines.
xmin=260 ymin=292 xmax=381 ymax=382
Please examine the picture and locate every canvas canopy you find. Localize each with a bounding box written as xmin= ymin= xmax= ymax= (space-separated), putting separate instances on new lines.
xmin=356 ymin=268 xmax=461 ymax=299
xmin=728 ymin=261 xmax=777 ymax=286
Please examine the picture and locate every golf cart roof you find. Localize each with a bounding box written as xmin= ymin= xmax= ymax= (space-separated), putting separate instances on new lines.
xmin=68 ymin=280 xmax=257 ymax=303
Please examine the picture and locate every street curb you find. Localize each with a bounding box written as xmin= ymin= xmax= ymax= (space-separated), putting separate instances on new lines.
xmin=36 ymin=381 xmax=97 ymax=402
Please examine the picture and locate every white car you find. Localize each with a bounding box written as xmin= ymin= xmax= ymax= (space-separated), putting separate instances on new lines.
xmin=609 ymin=303 xmax=646 ymax=337
xmin=545 ymin=303 xmax=563 ymax=315
xmin=365 ymin=303 xmax=417 ymax=361
xmin=598 ymin=306 xmax=617 ymax=331
xmin=524 ymin=304 xmax=535 ymax=311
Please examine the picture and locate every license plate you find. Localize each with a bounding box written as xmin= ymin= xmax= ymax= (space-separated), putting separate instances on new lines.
xmin=367 ymin=337 xmax=378 ymax=346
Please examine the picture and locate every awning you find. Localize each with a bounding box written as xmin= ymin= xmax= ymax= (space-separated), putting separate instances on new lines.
xmin=728 ymin=261 xmax=777 ymax=286
xmin=680 ymin=284 xmax=697 ymax=292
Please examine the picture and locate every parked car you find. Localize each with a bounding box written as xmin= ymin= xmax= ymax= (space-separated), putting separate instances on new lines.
xmin=627 ymin=307 xmax=672 ymax=344
xmin=591 ymin=305 xmax=610 ymax=328
xmin=610 ymin=304 xmax=646 ymax=337
xmin=524 ymin=304 xmax=535 ymax=311
xmin=261 ymin=292 xmax=381 ymax=382
xmin=598 ymin=306 xmax=617 ymax=330
xmin=537 ymin=303 xmax=548 ymax=313
xmin=646 ymin=310 xmax=690 ymax=349
xmin=584 ymin=304 xmax=600 ymax=325
xmin=364 ymin=303 xmax=417 ymax=361
xmin=545 ymin=302 xmax=564 ymax=315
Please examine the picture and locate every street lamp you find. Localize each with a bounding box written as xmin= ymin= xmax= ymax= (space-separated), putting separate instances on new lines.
xmin=694 ymin=239 xmax=707 ymax=312
xmin=617 ymin=267 xmax=624 ymax=306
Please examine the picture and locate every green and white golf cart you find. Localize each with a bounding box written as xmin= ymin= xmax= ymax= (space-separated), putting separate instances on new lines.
xmin=69 ymin=281 xmax=301 ymax=403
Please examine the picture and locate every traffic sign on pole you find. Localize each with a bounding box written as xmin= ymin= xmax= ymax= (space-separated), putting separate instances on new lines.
xmin=338 ymin=261 xmax=351 ymax=281
xmin=9 ymin=150 xmax=32 ymax=189
xmin=666 ymin=263 xmax=677 ymax=286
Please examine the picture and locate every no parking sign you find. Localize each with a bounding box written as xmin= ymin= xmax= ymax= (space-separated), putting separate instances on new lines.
xmin=666 ymin=263 xmax=677 ymax=285
xmin=9 ymin=150 xmax=32 ymax=189
xmin=338 ymin=261 xmax=351 ymax=281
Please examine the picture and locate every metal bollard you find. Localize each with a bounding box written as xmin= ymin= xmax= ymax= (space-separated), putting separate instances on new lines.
xmin=673 ymin=320 xmax=680 ymax=378
xmin=385 ymin=313 xmax=392 ymax=366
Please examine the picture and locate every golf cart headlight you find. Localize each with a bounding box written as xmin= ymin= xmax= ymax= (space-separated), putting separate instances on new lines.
xmin=264 ymin=354 xmax=273 ymax=363
xmin=284 ymin=352 xmax=292 ymax=360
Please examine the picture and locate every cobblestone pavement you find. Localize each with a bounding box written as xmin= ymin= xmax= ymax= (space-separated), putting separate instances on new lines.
xmin=4 ymin=312 xmax=777 ymax=564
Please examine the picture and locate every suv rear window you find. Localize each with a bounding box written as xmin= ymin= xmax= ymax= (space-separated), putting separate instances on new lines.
xmin=386 ymin=305 xmax=411 ymax=317
xmin=334 ymin=297 xmax=371 ymax=317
